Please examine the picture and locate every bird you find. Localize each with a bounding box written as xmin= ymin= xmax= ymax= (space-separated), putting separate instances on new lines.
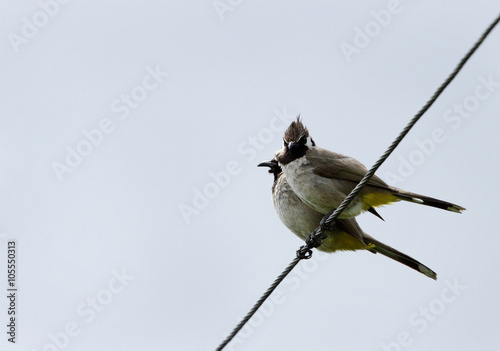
xmin=258 ymin=159 xmax=437 ymax=279
xmin=274 ymin=117 xmax=465 ymax=219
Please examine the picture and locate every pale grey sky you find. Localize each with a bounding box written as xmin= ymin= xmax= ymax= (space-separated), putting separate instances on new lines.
xmin=1 ymin=1 xmax=499 ymax=350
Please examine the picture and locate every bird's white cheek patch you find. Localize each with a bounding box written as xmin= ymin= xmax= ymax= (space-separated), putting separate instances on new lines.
xmin=305 ymin=136 xmax=314 ymax=148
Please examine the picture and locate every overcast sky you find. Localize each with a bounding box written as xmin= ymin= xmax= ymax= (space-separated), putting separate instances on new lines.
xmin=1 ymin=1 xmax=499 ymax=350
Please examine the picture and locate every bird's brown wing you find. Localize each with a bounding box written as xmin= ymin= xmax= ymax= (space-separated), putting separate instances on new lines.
xmin=307 ymin=147 xmax=390 ymax=189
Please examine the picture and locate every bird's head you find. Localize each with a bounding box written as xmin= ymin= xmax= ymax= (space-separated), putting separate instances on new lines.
xmin=275 ymin=116 xmax=315 ymax=165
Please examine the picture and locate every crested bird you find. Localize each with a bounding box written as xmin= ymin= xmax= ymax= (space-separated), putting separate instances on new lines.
xmin=274 ymin=117 xmax=465 ymax=219
xmin=258 ymin=159 xmax=437 ymax=279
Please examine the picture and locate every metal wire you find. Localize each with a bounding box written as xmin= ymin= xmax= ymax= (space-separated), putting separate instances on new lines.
xmin=215 ymin=257 xmax=301 ymax=351
xmin=215 ymin=13 xmax=500 ymax=351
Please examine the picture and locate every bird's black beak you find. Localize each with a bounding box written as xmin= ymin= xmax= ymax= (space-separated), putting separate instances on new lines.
xmin=257 ymin=160 xmax=275 ymax=168
xmin=258 ymin=159 xmax=282 ymax=175
xmin=288 ymin=141 xmax=297 ymax=150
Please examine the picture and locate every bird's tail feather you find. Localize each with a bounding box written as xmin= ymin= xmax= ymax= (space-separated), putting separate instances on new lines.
xmin=364 ymin=236 xmax=437 ymax=280
xmin=393 ymin=189 xmax=465 ymax=213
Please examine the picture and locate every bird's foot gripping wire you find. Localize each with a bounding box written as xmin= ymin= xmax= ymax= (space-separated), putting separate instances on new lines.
xmin=296 ymin=229 xmax=321 ymax=259
xmin=297 ymin=224 xmax=331 ymax=260
xmin=296 ymin=246 xmax=313 ymax=259
xmin=319 ymin=209 xmax=336 ymax=229
xmin=307 ymin=228 xmax=327 ymax=248
xmin=297 ymin=208 xmax=340 ymax=260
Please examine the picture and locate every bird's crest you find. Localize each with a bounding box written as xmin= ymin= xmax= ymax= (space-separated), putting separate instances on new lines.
xmin=283 ymin=115 xmax=310 ymax=143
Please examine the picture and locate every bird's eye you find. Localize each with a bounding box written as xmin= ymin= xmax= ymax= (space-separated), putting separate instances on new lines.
xmin=299 ymin=136 xmax=307 ymax=145
xmin=283 ymin=138 xmax=288 ymax=148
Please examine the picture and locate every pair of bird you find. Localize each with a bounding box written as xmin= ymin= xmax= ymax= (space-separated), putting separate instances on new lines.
xmin=258 ymin=118 xmax=465 ymax=280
